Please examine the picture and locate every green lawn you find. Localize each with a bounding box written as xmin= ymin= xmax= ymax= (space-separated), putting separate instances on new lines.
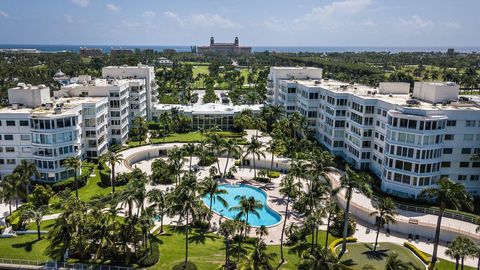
xmin=0 ymin=234 xmax=50 ymax=261
xmin=128 ymin=131 xmax=242 ymax=146
xmin=149 ymin=226 xmax=337 ymax=270
xmin=338 ymin=242 xmax=425 ymax=270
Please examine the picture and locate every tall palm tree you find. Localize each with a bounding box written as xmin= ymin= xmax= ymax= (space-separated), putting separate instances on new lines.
xmin=14 ymin=159 xmax=40 ymax=198
xmin=230 ymin=195 xmax=263 ymax=238
xmin=147 ymin=189 xmax=167 ymax=233
xmin=419 ymin=177 xmax=474 ymax=268
xmin=446 ymin=236 xmax=477 ymax=270
xmin=324 ymin=200 xmax=338 ymax=248
xmin=306 ymin=150 xmax=334 ymax=189
xmin=222 ymin=138 xmax=241 ymax=178
xmin=4 ymin=173 xmax=25 ymax=209
xmin=219 ymin=219 xmax=238 ymax=269
xmin=64 ymin=156 xmax=82 ymax=199
xmin=369 ymin=197 xmax=397 ymax=252
xmin=299 ymin=245 xmax=347 ymax=270
xmin=385 ymin=253 xmax=416 ymax=270
xmin=266 ymin=139 xmax=285 ymax=177
xmin=240 ymin=240 xmax=276 ymax=270
xmin=100 ymin=151 xmax=124 ymax=194
xmin=167 ymin=147 xmax=186 ymax=186
xmin=21 ymin=205 xmax=48 ymax=240
xmin=159 ymin=111 xmax=172 ymax=142
xmin=175 ymin=186 xmax=200 ymax=268
xmin=198 ymin=177 xmax=228 ymax=218
xmin=182 ymin=143 xmax=196 ymax=171
xmin=333 ymin=166 xmax=372 ymax=258
xmin=207 ymin=132 xmax=226 ymax=176
xmin=0 ymin=177 xmax=15 ymax=214
xmin=279 ymin=174 xmax=301 ymax=263
xmin=243 ymin=136 xmax=265 ymax=179
xmin=255 ymin=225 xmax=269 ymax=241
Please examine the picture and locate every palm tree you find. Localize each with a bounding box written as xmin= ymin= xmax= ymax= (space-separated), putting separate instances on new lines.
xmin=279 ymin=174 xmax=301 ymax=263
xmin=266 ymin=139 xmax=285 ymax=177
xmin=255 ymin=225 xmax=269 ymax=241
xmin=167 ymin=147 xmax=186 ymax=186
xmin=206 ymin=132 xmax=226 ymax=176
xmin=14 ymin=159 xmax=40 ymax=198
xmin=198 ymin=177 xmax=228 ymax=217
xmin=222 ymin=138 xmax=241 ymax=177
xmin=419 ymin=177 xmax=474 ymax=268
xmin=147 ymin=189 xmax=167 ymax=233
xmin=324 ymin=200 xmax=338 ymax=248
xmin=22 ymin=205 xmax=48 ymax=240
xmin=0 ymin=177 xmax=15 ymax=214
xmin=100 ymin=151 xmax=124 ymax=194
xmin=158 ymin=111 xmax=172 ymax=142
xmin=219 ymin=219 xmax=239 ymax=269
xmin=333 ymin=166 xmax=372 ymax=258
xmin=4 ymin=173 xmax=25 ymax=209
xmin=243 ymin=136 xmax=265 ymax=179
xmin=446 ymin=236 xmax=477 ymax=270
xmin=177 ymin=187 xmax=200 ymax=267
xmin=299 ymin=245 xmax=348 ymax=270
xmin=64 ymin=156 xmax=82 ymax=199
xmin=369 ymin=197 xmax=397 ymax=252
xmin=241 ymin=240 xmax=276 ymax=270
xmin=230 ymin=195 xmax=263 ymax=238
xmin=183 ymin=143 xmax=196 ymax=171
xmin=385 ymin=253 xmax=416 ymax=270
xmin=476 ymin=221 xmax=480 ymax=270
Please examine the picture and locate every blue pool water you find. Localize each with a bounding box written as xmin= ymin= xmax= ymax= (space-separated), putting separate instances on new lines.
xmin=202 ymin=184 xmax=282 ymax=227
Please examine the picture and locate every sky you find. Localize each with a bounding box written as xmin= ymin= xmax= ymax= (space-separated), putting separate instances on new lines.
xmin=0 ymin=0 xmax=479 ymax=46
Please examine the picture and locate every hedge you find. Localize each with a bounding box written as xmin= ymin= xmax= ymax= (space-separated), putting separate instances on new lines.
xmin=268 ymin=171 xmax=280 ymax=178
xmin=137 ymin=240 xmax=160 ymax=267
xmin=40 ymin=164 xmax=94 ymax=192
xmin=328 ymin=237 xmax=357 ymax=257
xmin=404 ymin=242 xmax=431 ymax=265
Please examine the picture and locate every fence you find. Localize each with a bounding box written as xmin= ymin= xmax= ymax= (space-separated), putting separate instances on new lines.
xmin=0 ymin=258 xmax=137 ymax=270
xmin=0 ymin=258 xmax=44 ymax=267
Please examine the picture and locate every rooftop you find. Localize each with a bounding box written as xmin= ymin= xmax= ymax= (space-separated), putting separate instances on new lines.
xmin=284 ymin=79 xmax=480 ymax=111
xmin=154 ymin=103 xmax=263 ymax=115
xmin=0 ymin=96 xmax=106 ymax=116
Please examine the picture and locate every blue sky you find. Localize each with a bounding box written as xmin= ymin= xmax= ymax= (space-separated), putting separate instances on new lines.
xmin=0 ymin=0 xmax=479 ymax=46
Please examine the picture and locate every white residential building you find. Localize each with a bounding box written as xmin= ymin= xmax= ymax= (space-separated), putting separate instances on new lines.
xmin=0 ymin=84 xmax=109 ymax=182
xmin=268 ymin=67 xmax=480 ymax=198
xmin=102 ymin=64 xmax=157 ymax=120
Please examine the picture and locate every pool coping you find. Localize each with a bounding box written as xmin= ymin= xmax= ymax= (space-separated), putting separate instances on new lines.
xmin=202 ymin=183 xmax=284 ymax=228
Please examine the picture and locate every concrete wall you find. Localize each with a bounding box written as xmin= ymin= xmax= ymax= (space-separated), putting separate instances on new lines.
xmin=378 ymin=82 xmax=410 ymax=94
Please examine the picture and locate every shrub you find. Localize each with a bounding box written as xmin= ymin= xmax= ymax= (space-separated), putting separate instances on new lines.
xmin=267 ymin=171 xmax=280 ymax=178
xmin=328 ymin=237 xmax=357 ymax=256
xmin=330 ymin=210 xmax=356 ymax=237
xmin=198 ymin=155 xmax=217 ymax=166
xmin=137 ymin=240 xmax=160 ymax=267
xmin=0 ymin=225 xmax=5 ymax=233
xmin=403 ymin=242 xmax=431 ymax=265
xmin=172 ymin=262 xmax=198 ymax=270
xmin=234 ymin=160 xmax=241 ymax=166
xmin=29 ymin=185 xmax=54 ymax=207
xmin=253 ymin=177 xmax=270 ymax=183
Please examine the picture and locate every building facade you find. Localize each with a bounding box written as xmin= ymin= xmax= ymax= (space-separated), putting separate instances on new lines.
xmin=79 ymin=47 xmax=103 ymax=58
xmin=197 ymin=37 xmax=251 ymax=55
xmin=268 ymin=67 xmax=480 ymax=198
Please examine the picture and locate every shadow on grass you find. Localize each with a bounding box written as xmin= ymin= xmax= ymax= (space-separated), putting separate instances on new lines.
xmin=172 ymin=261 xmax=198 ymax=270
xmin=11 ymin=238 xmax=41 ymax=252
xmin=360 ymin=243 xmax=390 ymax=261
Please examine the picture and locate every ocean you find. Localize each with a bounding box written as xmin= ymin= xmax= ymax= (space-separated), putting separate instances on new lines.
xmin=0 ymin=44 xmax=479 ymax=54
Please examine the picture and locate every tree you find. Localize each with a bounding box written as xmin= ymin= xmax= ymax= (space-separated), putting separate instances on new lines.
xmin=167 ymin=147 xmax=186 ymax=186
xmin=333 ymin=166 xmax=372 ymax=258
xmin=14 ymin=159 xmax=40 ymax=198
xmin=255 ymin=225 xmax=269 ymax=241
xmin=324 ymin=200 xmax=338 ymax=248
xmin=230 ymin=195 xmax=263 ymax=238
xmin=299 ymin=246 xmax=347 ymax=270
xmin=385 ymin=253 xmax=416 ymax=270
xmin=222 ymin=138 xmax=241 ymax=178
xmin=130 ymin=116 xmax=148 ymax=143
xmin=22 ymin=205 xmax=48 ymax=240
xmin=198 ymin=177 xmax=228 ymax=218
xmin=4 ymin=173 xmax=25 ymax=209
xmin=266 ymin=139 xmax=286 ymax=178
xmin=244 ymin=136 xmax=265 ymax=179
xmin=183 ymin=143 xmax=196 ymax=171
xmin=279 ymin=174 xmax=301 ymax=263
xmin=100 ymin=151 xmax=124 ymax=194
xmin=30 ymin=185 xmax=54 ymax=208
xmin=241 ymin=240 xmax=276 ymax=270
xmin=64 ymin=156 xmax=82 ymax=199
xmin=419 ymin=177 xmax=474 ymax=268
xmin=0 ymin=176 xmax=15 ymax=214
xmin=147 ymin=189 xmax=167 ymax=233
xmin=158 ymin=111 xmax=172 ymax=141
xmin=219 ymin=219 xmax=239 ymax=270
xmin=446 ymin=236 xmax=477 ymax=270
xmin=369 ymin=197 xmax=397 ymax=252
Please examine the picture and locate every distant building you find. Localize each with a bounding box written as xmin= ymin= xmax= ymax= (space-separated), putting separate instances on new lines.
xmin=79 ymin=47 xmax=103 ymax=58
xmin=110 ymin=48 xmax=134 ymax=57
xmin=53 ymin=70 xmax=71 ymax=86
xmin=157 ymin=57 xmax=173 ymax=67
xmin=447 ymin=48 xmax=455 ymax=55
xmin=163 ymin=49 xmax=177 ymax=54
xmin=197 ymin=37 xmax=251 ymax=55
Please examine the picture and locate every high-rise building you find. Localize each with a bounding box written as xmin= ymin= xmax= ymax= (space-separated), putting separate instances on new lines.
xmin=267 ymin=67 xmax=480 ymax=198
xmin=197 ymin=37 xmax=251 ymax=55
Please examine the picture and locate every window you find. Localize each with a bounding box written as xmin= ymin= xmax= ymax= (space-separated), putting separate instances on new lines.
xmin=443 ymin=148 xmax=453 ymax=154
xmin=446 ymin=120 xmax=456 ymax=126
xmin=461 ymin=148 xmax=472 ymax=154
xmin=4 ymin=135 xmax=13 ymax=140
xmin=459 ymin=162 xmax=469 ymax=168
xmin=441 ymin=162 xmax=451 ymax=168
xmin=471 ymin=175 xmax=480 ymax=181
xmin=19 ymin=120 xmax=29 ymax=126
xmin=458 ymin=175 xmax=467 ymax=181
xmin=464 ymin=134 xmax=474 ymax=141
xmin=5 ymin=147 xmax=14 ymax=152
xmin=445 ymin=134 xmax=454 ymax=140
xmin=6 ymin=120 xmax=15 ymax=126
xmin=466 ymin=120 xmax=476 ymax=127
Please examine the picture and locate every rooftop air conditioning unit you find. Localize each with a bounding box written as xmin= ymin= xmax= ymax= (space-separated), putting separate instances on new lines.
xmin=54 ymin=107 xmax=62 ymax=114
xmin=12 ymin=104 xmax=18 ymax=110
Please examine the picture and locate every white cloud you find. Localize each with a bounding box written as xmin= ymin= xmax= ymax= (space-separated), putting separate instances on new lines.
xmin=71 ymin=0 xmax=89 ymax=7
xmin=142 ymin=11 xmax=156 ymax=18
xmin=106 ymin=4 xmax=120 ymax=13
xmin=164 ymin=12 xmax=237 ymax=29
xmin=64 ymin=14 xmax=85 ymax=24
xmin=0 ymin=10 xmax=8 ymax=18
xmin=295 ymin=0 xmax=373 ymax=25
xmin=399 ymin=15 xmax=433 ymax=31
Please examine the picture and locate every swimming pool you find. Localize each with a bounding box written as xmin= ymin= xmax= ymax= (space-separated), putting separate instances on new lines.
xmin=202 ymin=184 xmax=282 ymax=227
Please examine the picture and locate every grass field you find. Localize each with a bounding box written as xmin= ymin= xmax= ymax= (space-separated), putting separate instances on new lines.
xmin=148 ymin=226 xmax=338 ymax=270
xmin=127 ymin=131 xmax=243 ymax=147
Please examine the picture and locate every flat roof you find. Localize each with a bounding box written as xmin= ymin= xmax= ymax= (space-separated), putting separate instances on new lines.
xmin=283 ymin=79 xmax=480 ymax=111
xmin=0 ymin=97 xmax=106 ymax=116
xmin=154 ymin=103 xmax=263 ymax=115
